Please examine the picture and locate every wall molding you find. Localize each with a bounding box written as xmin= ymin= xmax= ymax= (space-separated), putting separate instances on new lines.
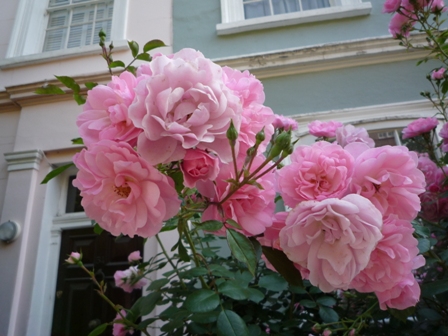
xmin=4 ymin=150 xmax=44 ymax=172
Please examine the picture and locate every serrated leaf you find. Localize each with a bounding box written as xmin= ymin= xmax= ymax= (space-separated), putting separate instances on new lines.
xmin=71 ymin=137 xmax=84 ymax=145
xmin=413 ymin=223 xmax=430 ymax=238
xmin=261 ymin=246 xmax=303 ymax=288
xmin=148 ymin=278 xmax=169 ymax=290
xmin=422 ymin=279 xmax=448 ymax=297
xmin=217 ymin=310 xmax=249 ymax=336
xmin=190 ymin=311 xmax=219 ymax=324
xmin=73 ymin=93 xmax=86 ymax=105
xmin=226 ymin=219 xmax=242 ymax=230
xmin=300 ymin=299 xmax=316 ymax=308
xmin=417 ymin=238 xmax=431 ymax=253
xmin=184 ymin=289 xmax=220 ymax=313
xmin=226 ymin=229 xmax=257 ymax=275
xmin=55 ymin=75 xmax=80 ymax=92
xmin=180 ymin=267 xmax=208 ymax=279
xmin=131 ymin=291 xmax=162 ymax=317
xmin=85 ymin=82 xmax=98 ymax=90
xmin=109 ymin=60 xmax=125 ymax=68
xmin=245 ymin=288 xmax=264 ymax=303
xmin=317 ymin=296 xmax=336 ymax=307
xmin=258 ymin=274 xmax=288 ymax=292
xmin=196 ymin=220 xmax=224 ymax=231
xmin=319 ymin=306 xmax=339 ymax=323
xmin=35 ymin=85 xmax=65 ymax=95
xmin=143 ymin=39 xmax=166 ymax=52
xmin=88 ymin=323 xmax=107 ymax=336
xmin=161 ymin=217 xmax=178 ymax=232
xmin=128 ymin=40 xmax=139 ymax=58
xmin=138 ymin=318 xmax=158 ymax=329
xmin=136 ymin=53 xmax=151 ymax=62
xmin=218 ymin=280 xmax=249 ymax=300
xmin=41 ymin=163 xmax=74 ymax=184
xmin=178 ymin=240 xmax=190 ymax=262
xmin=168 ymin=170 xmax=184 ymax=194
xmin=93 ymin=223 xmax=103 ymax=235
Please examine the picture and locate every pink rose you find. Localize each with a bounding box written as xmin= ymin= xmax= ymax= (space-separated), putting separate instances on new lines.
xmin=272 ymin=115 xmax=298 ymax=131
xmin=198 ymin=154 xmax=276 ymax=236
xmin=418 ymin=154 xmax=438 ymax=186
xmin=420 ymin=191 xmax=448 ymax=222
xmin=430 ymin=0 xmax=445 ymax=11
xmin=113 ymin=310 xmax=134 ymax=336
xmin=383 ymin=0 xmax=402 ymax=13
xmin=180 ymin=149 xmax=220 ymax=188
xmin=389 ymin=12 xmax=415 ymax=38
xmin=257 ymin=211 xmax=288 ymax=250
xmin=77 ymin=71 xmax=142 ymax=147
xmin=308 ymin=120 xmax=343 ymax=138
xmin=402 ymin=117 xmax=438 ymax=139
xmin=128 ymin=251 xmax=142 ymax=263
xmin=431 ymin=67 xmax=446 ymax=80
xmin=323 ymin=330 xmax=332 ymax=336
xmin=335 ymin=124 xmax=375 ymax=148
xmin=350 ymin=215 xmax=424 ymax=293
xmin=129 ymin=48 xmax=242 ymax=165
xmin=277 ymin=141 xmax=354 ymax=208
xmin=66 ymin=252 xmax=81 ymax=264
xmin=349 ymin=145 xmax=426 ymax=220
xmin=114 ymin=266 xmax=148 ymax=293
xmin=222 ymin=66 xmax=265 ymax=107
xmin=73 ymin=140 xmax=181 ymax=238
xmin=279 ymin=194 xmax=383 ymax=292
xmin=439 ymin=123 xmax=448 ymax=152
xmin=375 ymin=274 xmax=421 ymax=310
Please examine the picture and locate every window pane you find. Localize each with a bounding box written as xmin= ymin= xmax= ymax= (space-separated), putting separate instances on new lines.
xmin=369 ymin=129 xmax=402 ymax=147
xmin=273 ymin=0 xmax=299 ymax=15
xmin=301 ymin=0 xmax=331 ymax=11
xmin=43 ymin=27 xmax=68 ymax=51
xmin=66 ymin=176 xmax=83 ymax=213
xmin=244 ymin=0 xmax=271 ymax=19
xmin=48 ymin=0 xmax=69 ymax=8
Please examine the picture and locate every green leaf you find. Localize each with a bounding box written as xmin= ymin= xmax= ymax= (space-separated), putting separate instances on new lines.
xmin=290 ymin=285 xmax=307 ymax=294
xmin=84 ymin=82 xmax=98 ymax=90
xmin=168 ymin=170 xmax=184 ymax=194
xmin=258 ymin=274 xmax=288 ymax=292
xmin=248 ymin=325 xmax=262 ymax=336
xmin=261 ymin=246 xmax=304 ymax=287
xmin=417 ymin=238 xmax=431 ymax=253
xmin=73 ymin=93 xmax=86 ymax=105
xmin=196 ymin=220 xmax=224 ymax=231
xmin=178 ymin=239 xmax=190 ymax=262
xmin=217 ymin=310 xmax=249 ymax=336
xmin=190 ymin=311 xmax=220 ymax=324
xmin=389 ymin=306 xmax=415 ymax=322
xmin=138 ymin=318 xmax=158 ymax=329
xmin=413 ymin=223 xmax=430 ymax=238
xmin=109 ymin=60 xmax=125 ymax=68
xmin=88 ymin=323 xmax=107 ymax=336
xmin=132 ymin=291 xmax=162 ymax=316
xmin=55 ymin=75 xmax=80 ymax=92
xmin=422 ymin=279 xmax=448 ymax=297
xmin=128 ymin=40 xmax=139 ymax=58
xmin=299 ymin=299 xmax=316 ymax=308
xmin=41 ymin=163 xmax=74 ymax=184
xmin=442 ymin=79 xmax=448 ymax=95
xmin=93 ymin=223 xmax=103 ymax=235
xmin=245 ymin=288 xmax=264 ymax=303
xmin=35 ymin=84 xmax=65 ymax=95
xmin=180 ymin=267 xmax=208 ymax=279
xmin=184 ymin=289 xmax=220 ymax=313
xmin=148 ymin=278 xmax=169 ymax=290
xmin=136 ymin=53 xmax=151 ymax=62
xmin=419 ymin=308 xmax=442 ymax=321
xmin=218 ymin=280 xmax=249 ymax=300
xmin=226 ymin=229 xmax=257 ymax=275
xmin=319 ymin=306 xmax=339 ymax=323
xmin=160 ymin=318 xmax=184 ymax=333
xmin=143 ymin=39 xmax=166 ymax=52
xmin=317 ymin=296 xmax=336 ymax=307
xmin=161 ymin=217 xmax=178 ymax=232
xmin=226 ymin=219 xmax=242 ymax=230
xmin=71 ymin=137 xmax=84 ymax=145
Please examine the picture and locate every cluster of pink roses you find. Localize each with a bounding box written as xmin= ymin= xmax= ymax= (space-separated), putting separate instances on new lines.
xmin=72 ymin=48 xmax=426 ymax=312
xmin=383 ymin=0 xmax=445 ymax=37
xmin=260 ymin=120 xmax=426 ymax=310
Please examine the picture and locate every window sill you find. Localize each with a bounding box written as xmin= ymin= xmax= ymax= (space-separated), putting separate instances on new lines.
xmin=0 ymin=40 xmax=129 ymax=70
xmin=216 ymin=2 xmax=372 ymax=36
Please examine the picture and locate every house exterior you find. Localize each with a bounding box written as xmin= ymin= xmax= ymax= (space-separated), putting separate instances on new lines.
xmin=0 ymin=0 xmax=438 ymax=335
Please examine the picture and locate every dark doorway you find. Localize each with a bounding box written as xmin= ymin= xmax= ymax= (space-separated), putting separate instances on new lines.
xmin=51 ymin=227 xmax=143 ymax=336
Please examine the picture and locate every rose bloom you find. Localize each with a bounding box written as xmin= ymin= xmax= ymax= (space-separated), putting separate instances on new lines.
xmin=308 ymin=120 xmax=343 ymax=138
xmin=198 ymin=154 xmax=276 ymax=236
xmin=128 ymin=250 xmax=142 ymax=263
xmin=402 ymin=117 xmax=438 ymax=139
xmin=383 ymin=0 xmax=402 ymax=13
xmin=348 ymin=145 xmax=426 ymax=220
xmin=114 ymin=266 xmax=148 ymax=293
xmin=432 ymin=67 xmax=446 ymax=80
xmin=277 ymin=141 xmax=354 ymax=208
xmin=258 ymin=211 xmax=288 ymax=250
xmin=335 ymin=124 xmax=375 ymax=148
xmin=272 ymin=115 xmax=298 ymax=131
xmin=222 ymin=66 xmax=265 ymax=107
xmin=375 ymin=273 xmax=421 ymax=310
xmin=73 ymin=140 xmax=180 ymax=238
xmin=129 ymin=48 xmax=242 ymax=165
xmin=279 ymin=194 xmax=383 ymax=292
xmin=389 ymin=11 xmax=415 ymax=38
xmin=66 ymin=252 xmax=81 ymax=264
xmin=77 ymin=71 xmax=142 ymax=147
xmin=180 ymin=149 xmax=220 ymax=188
xmin=350 ymin=215 xmax=424 ymax=293
xmin=420 ymin=191 xmax=448 ymax=222
xmin=113 ymin=310 xmax=134 ymax=336
xmin=439 ymin=122 xmax=448 ymax=152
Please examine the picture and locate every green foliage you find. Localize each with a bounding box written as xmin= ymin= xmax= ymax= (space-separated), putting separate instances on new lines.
xmin=41 ymin=163 xmax=74 ymax=184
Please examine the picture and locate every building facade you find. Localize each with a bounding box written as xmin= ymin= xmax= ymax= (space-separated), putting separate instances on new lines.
xmin=0 ymin=0 xmax=439 ymax=335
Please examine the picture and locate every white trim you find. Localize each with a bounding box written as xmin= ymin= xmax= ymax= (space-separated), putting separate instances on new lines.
xmin=4 ymin=150 xmax=44 ymax=172
xmin=5 ymin=0 xmax=128 ymax=58
xmin=217 ymin=2 xmax=371 ymax=35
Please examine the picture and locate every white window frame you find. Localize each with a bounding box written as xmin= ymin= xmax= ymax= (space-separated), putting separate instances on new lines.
xmin=217 ymin=0 xmax=372 ymax=35
xmin=6 ymin=0 xmax=128 ymax=59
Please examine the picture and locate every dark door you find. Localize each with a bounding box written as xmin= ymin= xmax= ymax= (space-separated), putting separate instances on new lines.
xmin=51 ymin=227 xmax=143 ymax=336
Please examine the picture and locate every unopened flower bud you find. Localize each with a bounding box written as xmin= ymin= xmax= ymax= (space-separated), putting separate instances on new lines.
xmin=255 ymin=128 xmax=265 ymax=144
xmin=226 ymin=120 xmax=238 ymax=145
xmin=269 ymin=130 xmax=291 ymax=158
xmin=66 ymin=252 xmax=82 ymax=264
xmin=312 ymin=323 xmax=322 ymax=333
